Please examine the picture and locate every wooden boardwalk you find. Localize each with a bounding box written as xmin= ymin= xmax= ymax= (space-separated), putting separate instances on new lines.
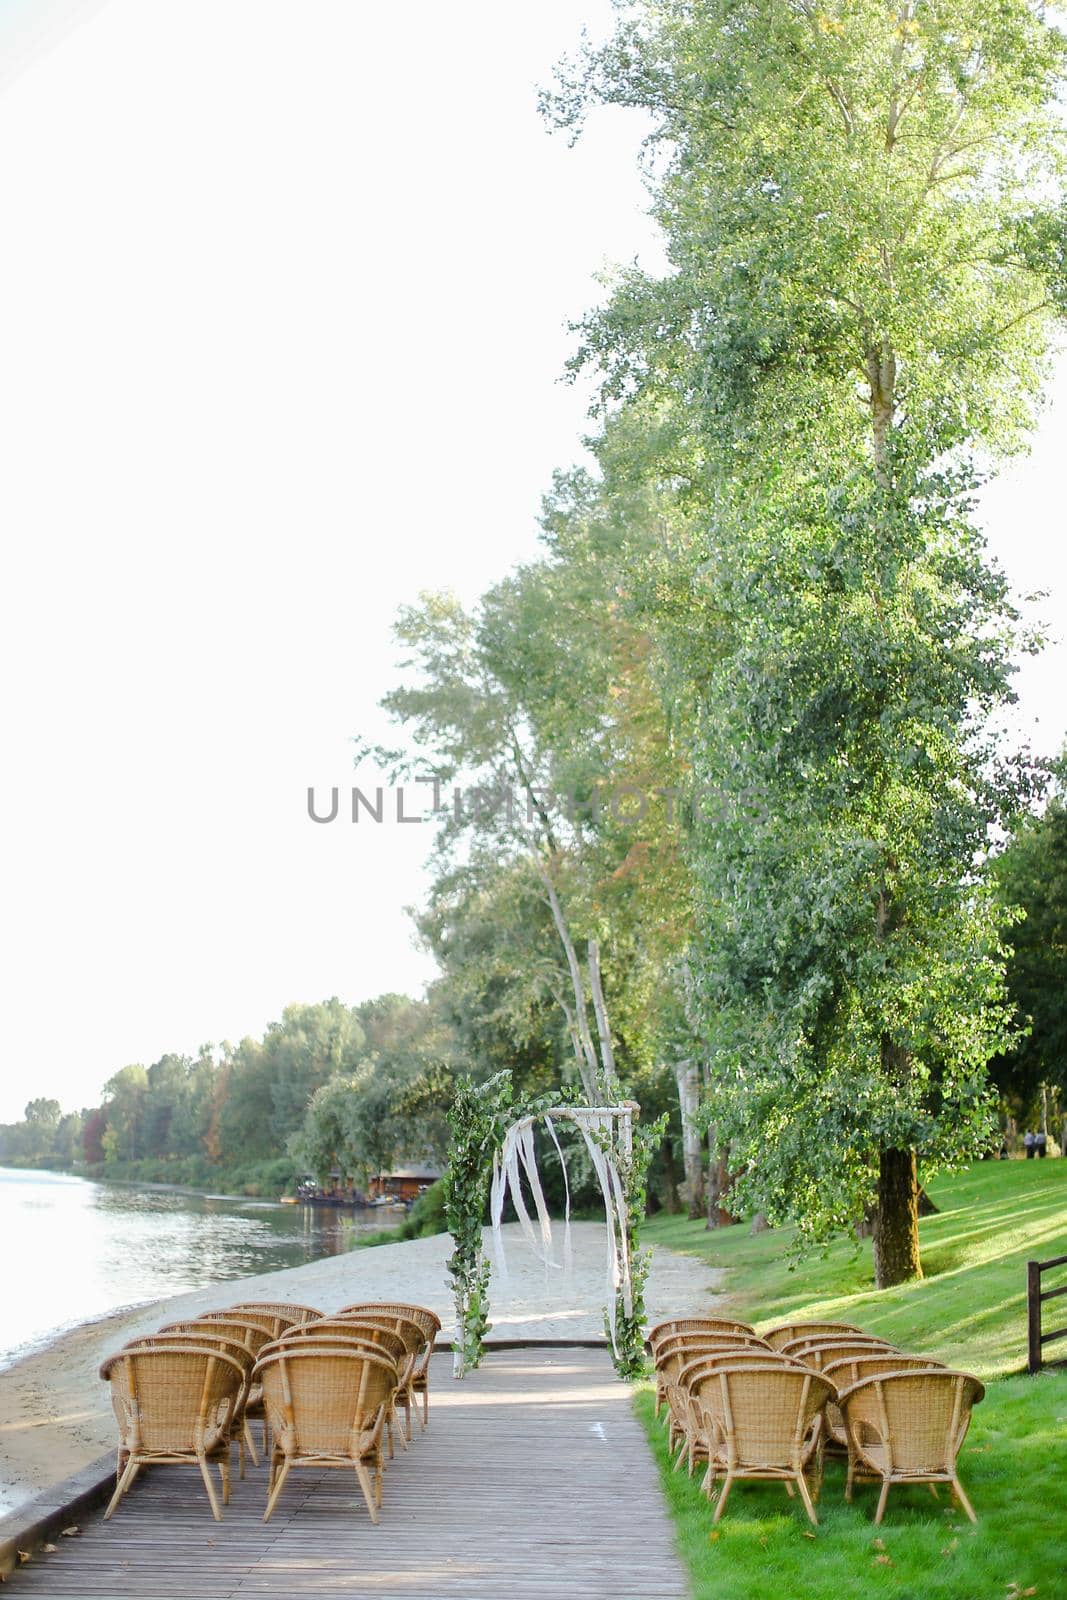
xmin=8 ymin=1348 xmax=689 ymax=1599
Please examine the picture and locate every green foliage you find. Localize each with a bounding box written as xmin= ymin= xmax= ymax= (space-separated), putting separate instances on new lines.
xmin=638 ymin=1161 xmax=1067 ymax=1598
xmin=607 ymin=1111 xmax=668 ymax=1377
xmin=990 ymin=791 xmax=1067 ymax=1115
xmin=539 ymin=0 xmax=1067 ymax=1272
xmin=443 ymin=1072 xmax=517 ymax=1376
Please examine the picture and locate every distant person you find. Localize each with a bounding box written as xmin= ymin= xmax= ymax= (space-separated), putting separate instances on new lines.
xmin=999 ymin=1140 xmax=1009 ymax=1160
xmin=1024 ymin=1129 xmax=1035 ymax=1159
xmin=1036 ymin=1129 xmax=1048 ymax=1159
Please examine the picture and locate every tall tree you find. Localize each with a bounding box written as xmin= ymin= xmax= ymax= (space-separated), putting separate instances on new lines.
xmin=546 ymin=0 xmax=1066 ymax=1281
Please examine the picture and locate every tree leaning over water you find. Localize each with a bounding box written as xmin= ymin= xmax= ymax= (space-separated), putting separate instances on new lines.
xmin=545 ymin=0 xmax=1067 ymax=1283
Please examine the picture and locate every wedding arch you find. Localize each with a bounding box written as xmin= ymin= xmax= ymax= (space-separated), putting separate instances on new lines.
xmin=443 ymin=1072 xmax=663 ymax=1379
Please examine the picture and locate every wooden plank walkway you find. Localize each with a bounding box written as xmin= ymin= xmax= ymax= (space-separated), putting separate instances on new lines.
xmin=7 ymin=1348 xmax=689 ymax=1599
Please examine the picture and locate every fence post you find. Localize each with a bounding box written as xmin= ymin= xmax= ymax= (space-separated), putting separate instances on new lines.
xmin=1027 ymin=1259 xmax=1042 ymax=1374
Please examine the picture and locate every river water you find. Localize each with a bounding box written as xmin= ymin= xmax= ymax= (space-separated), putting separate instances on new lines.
xmin=0 ymin=1166 xmax=392 ymax=1370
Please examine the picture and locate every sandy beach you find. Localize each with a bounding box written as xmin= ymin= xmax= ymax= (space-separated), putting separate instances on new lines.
xmin=0 ymin=1221 xmax=724 ymax=1517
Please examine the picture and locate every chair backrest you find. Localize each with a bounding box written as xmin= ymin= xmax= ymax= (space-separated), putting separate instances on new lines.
xmin=656 ymin=1332 xmax=769 ymax=1379
xmin=296 ymin=1320 xmax=408 ymax=1365
xmin=329 ymin=1310 xmax=423 ymax=1356
xmin=100 ymin=1344 xmax=246 ymax=1452
xmin=690 ymin=1363 xmax=833 ymax=1469
xmin=838 ymin=1369 xmax=984 ymax=1474
xmin=781 ymin=1336 xmax=897 ymax=1371
xmin=160 ymin=1316 xmax=275 ymax=1358
xmin=649 ymin=1317 xmax=756 ymax=1354
xmin=255 ymin=1347 xmax=397 ymax=1455
xmin=338 ymin=1303 xmax=438 ymax=1347
xmin=227 ymin=1303 xmax=323 ymax=1336
xmin=678 ymin=1348 xmax=812 ymax=1393
xmin=125 ymin=1330 xmax=254 ymax=1368
xmin=339 ymin=1301 xmax=442 ymax=1340
xmin=763 ymin=1321 xmax=864 ymax=1350
xmin=823 ymin=1352 xmax=943 ymax=1389
xmin=259 ymin=1332 xmax=398 ymax=1372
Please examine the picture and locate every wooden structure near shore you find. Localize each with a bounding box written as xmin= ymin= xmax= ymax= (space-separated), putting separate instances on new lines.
xmin=6 ymin=1348 xmax=687 ymax=1599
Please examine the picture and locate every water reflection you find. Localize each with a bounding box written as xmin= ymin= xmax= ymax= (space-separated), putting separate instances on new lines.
xmin=0 ymin=1167 xmax=392 ymax=1369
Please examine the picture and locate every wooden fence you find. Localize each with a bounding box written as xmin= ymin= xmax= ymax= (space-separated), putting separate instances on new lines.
xmin=1027 ymin=1254 xmax=1067 ymax=1373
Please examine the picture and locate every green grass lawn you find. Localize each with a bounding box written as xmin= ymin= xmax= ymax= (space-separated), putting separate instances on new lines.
xmin=639 ymin=1159 xmax=1067 ymax=1600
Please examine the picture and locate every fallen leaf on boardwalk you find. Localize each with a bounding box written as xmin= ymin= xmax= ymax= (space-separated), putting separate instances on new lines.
xmin=40 ymin=1544 xmax=58 ymax=1555
xmin=59 ymin=1527 xmax=80 ymax=1538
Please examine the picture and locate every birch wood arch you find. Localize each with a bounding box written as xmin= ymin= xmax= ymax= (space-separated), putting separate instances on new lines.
xmin=445 ymin=1079 xmax=652 ymax=1380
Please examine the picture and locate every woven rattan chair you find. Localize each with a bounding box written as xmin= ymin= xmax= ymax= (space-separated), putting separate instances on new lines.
xmin=838 ymin=1368 xmax=985 ymax=1523
xmin=332 ymin=1308 xmax=426 ymax=1439
xmin=673 ymin=1349 xmax=813 ymax=1477
xmin=128 ymin=1329 xmax=258 ymax=1477
xmin=338 ymin=1303 xmax=442 ymax=1429
xmin=255 ymin=1346 xmax=396 ymax=1523
xmin=160 ymin=1315 xmax=276 ymax=1469
xmin=763 ymin=1321 xmax=865 ymax=1350
xmin=687 ymin=1361 xmax=834 ymax=1524
xmin=227 ymin=1302 xmax=323 ymax=1337
xmin=821 ymin=1353 xmax=945 ymax=1457
xmin=266 ymin=1323 xmax=407 ymax=1456
xmin=655 ymin=1331 xmax=771 ymax=1435
xmin=100 ymin=1343 xmax=246 ymax=1521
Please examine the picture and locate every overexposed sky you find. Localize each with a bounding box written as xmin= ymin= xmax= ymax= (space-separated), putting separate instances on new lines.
xmin=0 ymin=1 xmax=1063 ymax=1122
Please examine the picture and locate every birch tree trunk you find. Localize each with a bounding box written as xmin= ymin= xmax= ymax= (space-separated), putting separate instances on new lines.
xmin=673 ymin=1059 xmax=703 ymax=1219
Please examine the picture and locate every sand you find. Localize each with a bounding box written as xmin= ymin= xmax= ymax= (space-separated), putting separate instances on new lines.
xmin=0 ymin=1221 xmax=724 ymax=1516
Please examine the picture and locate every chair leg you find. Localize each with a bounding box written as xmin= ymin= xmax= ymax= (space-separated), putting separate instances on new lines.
xmin=104 ymin=1457 xmax=140 ymax=1520
xmin=197 ymin=1454 xmax=224 ymax=1522
xmin=375 ymin=1445 xmax=384 ymax=1508
xmin=220 ymin=1453 xmax=231 ymax=1507
xmin=263 ymin=1458 xmax=291 ymax=1523
xmin=243 ymin=1418 xmax=259 ymax=1469
xmin=951 ymin=1476 xmax=978 ymax=1524
xmin=712 ymin=1473 xmax=734 ymax=1524
xmin=874 ymin=1479 xmax=891 ymax=1525
xmin=701 ymin=1462 xmax=716 ymax=1499
xmin=421 ymin=1386 xmax=429 ymax=1428
xmin=844 ymin=1454 xmax=856 ymax=1503
xmin=354 ymin=1460 xmax=379 ymax=1525
xmin=795 ymin=1473 xmax=819 ymax=1528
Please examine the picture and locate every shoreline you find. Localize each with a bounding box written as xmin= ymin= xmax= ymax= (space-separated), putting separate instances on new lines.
xmin=0 ymin=1221 xmax=725 ymax=1519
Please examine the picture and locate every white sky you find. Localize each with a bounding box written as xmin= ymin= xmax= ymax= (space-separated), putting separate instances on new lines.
xmin=0 ymin=0 xmax=1063 ymax=1123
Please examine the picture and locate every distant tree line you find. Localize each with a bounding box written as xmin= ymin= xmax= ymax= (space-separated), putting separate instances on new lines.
xmin=0 ymin=994 xmax=459 ymax=1196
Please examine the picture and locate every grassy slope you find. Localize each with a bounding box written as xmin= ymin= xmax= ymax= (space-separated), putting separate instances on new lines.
xmin=638 ymin=1160 xmax=1067 ymax=1600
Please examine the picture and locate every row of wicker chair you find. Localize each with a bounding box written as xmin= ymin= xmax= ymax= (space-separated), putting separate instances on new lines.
xmin=648 ymin=1316 xmax=985 ymax=1527
xmin=99 ymin=1298 xmax=442 ymax=1524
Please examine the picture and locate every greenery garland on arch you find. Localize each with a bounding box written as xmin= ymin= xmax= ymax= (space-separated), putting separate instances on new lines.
xmin=443 ymin=1070 xmax=664 ymax=1380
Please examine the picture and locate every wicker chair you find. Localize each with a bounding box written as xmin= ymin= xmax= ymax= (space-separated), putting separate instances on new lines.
xmin=763 ymin=1321 xmax=865 ymax=1350
xmin=838 ymin=1368 xmax=985 ymax=1523
xmin=687 ymin=1361 xmax=834 ymax=1525
xmin=160 ymin=1315 xmax=275 ymax=1468
xmin=655 ymin=1331 xmax=771 ymax=1433
xmin=227 ymin=1302 xmax=323 ymax=1337
xmin=338 ymin=1303 xmax=442 ymax=1430
xmin=255 ymin=1346 xmax=396 ymax=1523
xmin=821 ymin=1353 xmax=945 ymax=1457
xmin=100 ymin=1343 xmax=246 ymax=1521
xmin=673 ymin=1349 xmax=813 ymax=1478
xmin=127 ymin=1329 xmax=258 ymax=1477
xmin=266 ymin=1323 xmax=407 ymax=1456
xmin=332 ymin=1309 xmax=426 ymax=1439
